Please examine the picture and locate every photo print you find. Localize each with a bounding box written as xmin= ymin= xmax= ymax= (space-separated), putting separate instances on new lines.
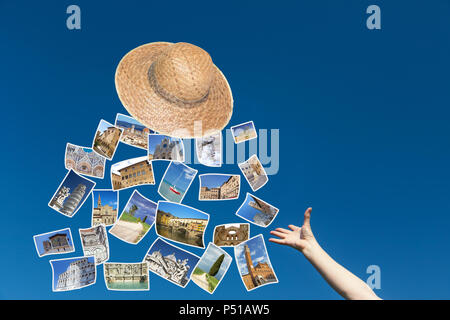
xmin=109 ymin=190 xmax=157 ymax=244
xmin=195 ymin=131 xmax=222 ymax=167
xmin=65 ymin=143 xmax=106 ymax=179
xmin=235 ymin=193 xmax=279 ymax=227
xmin=49 ymin=256 xmax=96 ymax=292
xmin=92 ymin=189 xmax=118 ymax=227
xmin=49 ymin=169 xmax=95 ymax=218
xmin=104 ymin=262 xmax=149 ymax=291
xmin=143 ymin=237 xmax=200 ymax=288
xmin=191 ymin=243 xmax=232 ymax=294
xmin=33 ymin=228 xmax=75 ymax=257
xmin=148 ymin=134 xmax=184 ymax=162
xmin=158 ymin=161 xmax=197 ymax=203
xmin=115 ymin=113 xmax=152 ymax=150
xmin=234 ymin=234 xmax=278 ymax=291
xmin=231 ymin=121 xmax=257 ymax=144
xmin=79 ymin=224 xmax=110 ymax=265
xmin=92 ymin=119 xmax=123 ymax=160
xmin=213 ymin=223 xmax=250 ymax=247
xmin=111 ymin=156 xmax=155 ymax=191
xmin=238 ymin=154 xmax=268 ymax=191
xmin=156 ymin=201 xmax=209 ymax=248
xmin=199 ymin=174 xmax=240 ymax=201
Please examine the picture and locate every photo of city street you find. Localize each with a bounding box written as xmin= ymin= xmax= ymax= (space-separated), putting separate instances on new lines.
xmin=238 ymin=155 xmax=268 ymax=191
xmin=92 ymin=119 xmax=123 ymax=159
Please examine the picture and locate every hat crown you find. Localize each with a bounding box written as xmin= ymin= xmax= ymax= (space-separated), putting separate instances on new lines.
xmin=152 ymin=43 xmax=214 ymax=104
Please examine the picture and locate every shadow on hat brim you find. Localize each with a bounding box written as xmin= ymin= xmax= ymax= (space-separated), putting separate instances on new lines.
xmin=115 ymin=42 xmax=233 ymax=139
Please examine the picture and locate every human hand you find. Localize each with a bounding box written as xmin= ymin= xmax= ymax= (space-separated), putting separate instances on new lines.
xmin=269 ymin=207 xmax=318 ymax=256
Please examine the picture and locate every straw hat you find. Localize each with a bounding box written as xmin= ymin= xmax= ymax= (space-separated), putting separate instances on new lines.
xmin=115 ymin=42 xmax=233 ymax=138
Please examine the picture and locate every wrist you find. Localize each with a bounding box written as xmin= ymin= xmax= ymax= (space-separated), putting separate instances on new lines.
xmin=301 ymin=238 xmax=322 ymax=260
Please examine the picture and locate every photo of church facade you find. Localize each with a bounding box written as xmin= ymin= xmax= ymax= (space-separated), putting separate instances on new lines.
xmin=65 ymin=143 xmax=106 ymax=178
xmin=115 ymin=113 xmax=151 ymax=150
xmin=92 ymin=119 xmax=123 ymax=159
xmin=238 ymin=154 xmax=268 ymax=191
xmin=49 ymin=170 xmax=96 ymax=217
xmin=148 ymin=134 xmax=184 ymax=161
xmin=79 ymin=225 xmax=109 ymax=265
xmin=235 ymin=235 xmax=278 ymax=291
xmin=34 ymin=228 xmax=74 ymax=257
xmin=199 ymin=174 xmax=240 ymax=200
xmin=213 ymin=223 xmax=249 ymax=247
xmin=104 ymin=262 xmax=149 ymax=291
xmin=143 ymin=238 xmax=200 ymax=287
xmin=50 ymin=256 xmax=96 ymax=292
xmin=92 ymin=190 xmax=118 ymax=226
xmin=111 ymin=156 xmax=155 ymax=191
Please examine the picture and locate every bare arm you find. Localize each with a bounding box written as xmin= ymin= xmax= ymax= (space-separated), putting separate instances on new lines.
xmin=269 ymin=208 xmax=381 ymax=300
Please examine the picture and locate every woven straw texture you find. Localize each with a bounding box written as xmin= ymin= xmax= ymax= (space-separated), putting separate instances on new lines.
xmin=115 ymin=42 xmax=233 ymax=138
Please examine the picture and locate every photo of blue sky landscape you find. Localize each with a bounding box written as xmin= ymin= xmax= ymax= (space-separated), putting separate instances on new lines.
xmin=121 ymin=191 xmax=156 ymax=226
xmin=200 ymin=174 xmax=236 ymax=189
xmin=3 ymin=1 xmax=450 ymax=299
xmin=115 ymin=113 xmax=147 ymax=131
xmin=159 ymin=162 xmax=196 ymax=202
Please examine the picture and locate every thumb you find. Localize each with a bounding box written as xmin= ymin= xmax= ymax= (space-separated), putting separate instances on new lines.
xmin=303 ymin=207 xmax=312 ymax=228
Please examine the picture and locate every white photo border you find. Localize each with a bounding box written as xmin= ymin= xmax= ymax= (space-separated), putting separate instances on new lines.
xmin=33 ymin=227 xmax=75 ymax=258
xmin=147 ymin=133 xmax=186 ymax=162
xmin=235 ymin=192 xmax=279 ymax=228
xmin=110 ymin=156 xmax=156 ymax=192
xmin=114 ymin=113 xmax=149 ymax=151
xmin=238 ymin=154 xmax=269 ymax=192
xmin=64 ymin=142 xmax=106 ymax=179
xmin=195 ymin=131 xmax=223 ymax=167
xmin=157 ymin=161 xmax=198 ymax=204
xmin=91 ymin=189 xmax=119 ymax=227
xmin=212 ymin=223 xmax=251 ymax=248
xmin=91 ymin=118 xmax=124 ymax=160
xmin=79 ymin=223 xmax=110 ymax=265
xmin=49 ymin=255 xmax=97 ymax=292
xmin=198 ymin=173 xmax=240 ymax=201
xmin=230 ymin=120 xmax=258 ymax=144
xmin=103 ymin=261 xmax=150 ymax=291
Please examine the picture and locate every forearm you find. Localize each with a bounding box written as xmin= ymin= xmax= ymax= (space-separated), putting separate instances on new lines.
xmin=303 ymin=241 xmax=381 ymax=300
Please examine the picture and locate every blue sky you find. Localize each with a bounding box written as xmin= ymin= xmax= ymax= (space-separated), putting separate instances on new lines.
xmin=34 ymin=229 xmax=73 ymax=256
xmin=121 ymin=191 xmax=157 ymax=225
xmin=235 ymin=235 xmax=272 ymax=276
xmin=200 ymin=174 xmax=234 ymax=189
xmin=116 ymin=113 xmax=145 ymax=127
xmin=196 ymin=244 xmax=232 ymax=281
xmin=146 ymin=238 xmax=200 ymax=272
xmin=50 ymin=256 xmax=95 ymax=290
xmin=157 ymin=201 xmax=209 ymax=220
xmin=2 ymin=0 xmax=450 ymax=299
xmin=93 ymin=190 xmax=118 ymax=210
xmin=148 ymin=135 xmax=183 ymax=155
xmin=162 ymin=162 xmax=196 ymax=190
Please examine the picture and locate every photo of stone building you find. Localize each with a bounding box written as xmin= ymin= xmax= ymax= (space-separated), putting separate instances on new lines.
xmin=115 ymin=113 xmax=150 ymax=150
xmin=236 ymin=193 xmax=279 ymax=227
xmin=49 ymin=170 xmax=96 ymax=217
xmin=143 ymin=238 xmax=200 ymax=287
xmin=65 ymin=143 xmax=106 ymax=178
xmin=34 ymin=228 xmax=75 ymax=257
xmin=213 ymin=223 xmax=249 ymax=247
xmin=92 ymin=190 xmax=118 ymax=226
xmin=93 ymin=119 xmax=123 ymax=159
xmin=156 ymin=201 xmax=209 ymax=248
xmin=199 ymin=174 xmax=240 ymax=200
xmin=195 ymin=131 xmax=221 ymax=167
xmin=235 ymin=235 xmax=277 ymax=291
xmin=79 ymin=225 xmax=109 ymax=264
xmin=148 ymin=134 xmax=184 ymax=161
xmin=51 ymin=256 xmax=96 ymax=291
xmin=238 ymin=154 xmax=268 ymax=191
xmin=104 ymin=262 xmax=149 ymax=290
xmin=231 ymin=121 xmax=257 ymax=144
xmin=111 ymin=156 xmax=155 ymax=191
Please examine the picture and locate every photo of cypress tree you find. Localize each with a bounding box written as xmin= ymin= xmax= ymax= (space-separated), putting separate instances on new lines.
xmin=209 ymin=254 xmax=224 ymax=277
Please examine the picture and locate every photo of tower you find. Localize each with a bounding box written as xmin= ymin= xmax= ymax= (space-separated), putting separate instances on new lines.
xmin=92 ymin=119 xmax=123 ymax=159
xmin=235 ymin=235 xmax=278 ymax=291
xmin=49 ymin=170 xmax=96 ymax=217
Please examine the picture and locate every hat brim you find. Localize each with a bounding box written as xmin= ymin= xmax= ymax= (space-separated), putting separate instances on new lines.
xmin=115 ymin=42 xmax=233 ymax=138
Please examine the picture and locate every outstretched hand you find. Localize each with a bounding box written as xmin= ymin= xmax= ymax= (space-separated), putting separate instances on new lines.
xmin=269 ymin=207 xmax=316 ymax=253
